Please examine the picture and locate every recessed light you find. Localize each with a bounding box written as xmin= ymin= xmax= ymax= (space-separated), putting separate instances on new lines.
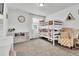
xmin=39 ymin=3 xmax=44 ymax=7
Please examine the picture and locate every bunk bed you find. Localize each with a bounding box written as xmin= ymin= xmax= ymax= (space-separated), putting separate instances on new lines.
xmin=39 ymin=20 xmax=63 ymax=45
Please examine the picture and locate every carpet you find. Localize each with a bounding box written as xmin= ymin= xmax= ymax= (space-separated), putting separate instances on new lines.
xmin=14 ymin=39 xmax=79 ymax=56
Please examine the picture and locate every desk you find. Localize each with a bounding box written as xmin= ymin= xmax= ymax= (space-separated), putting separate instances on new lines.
xmin=14 ymin=32 xmax=29 ymax=43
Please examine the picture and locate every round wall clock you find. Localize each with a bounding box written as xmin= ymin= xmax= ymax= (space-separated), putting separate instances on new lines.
xmin=18 ymin=16 xmax=25 ymax=23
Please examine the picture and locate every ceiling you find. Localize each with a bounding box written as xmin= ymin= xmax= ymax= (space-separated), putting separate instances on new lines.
xmin=7 ymin=3 xmax=78 ymax=16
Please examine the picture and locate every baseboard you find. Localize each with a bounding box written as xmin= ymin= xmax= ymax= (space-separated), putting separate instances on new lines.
xmin=30 ymin=37 xmax=40 ymax=40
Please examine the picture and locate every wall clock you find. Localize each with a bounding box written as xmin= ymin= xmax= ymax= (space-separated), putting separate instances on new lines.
xmin=18 ymin=16 xmax=25 ymax=23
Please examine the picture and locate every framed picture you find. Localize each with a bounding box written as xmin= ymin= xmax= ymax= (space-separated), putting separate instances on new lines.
xmin=0 ymin=3 xmax=4 ymax=15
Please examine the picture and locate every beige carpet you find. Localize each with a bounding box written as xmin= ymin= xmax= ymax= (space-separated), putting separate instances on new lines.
xmin=14 ymin=39 xmax=79 ymax=56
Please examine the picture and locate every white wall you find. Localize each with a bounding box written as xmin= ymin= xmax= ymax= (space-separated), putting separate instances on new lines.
xmin=8 ymin=9 xmax=32 ymax=38
xmin=46 ymin=4 xmax=79 ymax=29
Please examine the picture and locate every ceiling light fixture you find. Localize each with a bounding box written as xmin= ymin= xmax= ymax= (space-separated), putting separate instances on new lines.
xmin=39 ymin=3 xmax=44 ymax=7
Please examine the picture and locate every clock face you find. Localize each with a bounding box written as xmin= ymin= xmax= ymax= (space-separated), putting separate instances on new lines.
xmin=18 ymin=16 xmax=25 ymax=23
